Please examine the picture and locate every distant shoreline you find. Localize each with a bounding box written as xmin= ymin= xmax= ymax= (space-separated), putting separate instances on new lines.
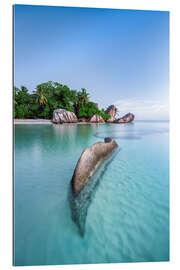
xmin=14 ymin=119 xmax=105 ymax=125
xmin=14 ymin=119 xmax=169 ymax=125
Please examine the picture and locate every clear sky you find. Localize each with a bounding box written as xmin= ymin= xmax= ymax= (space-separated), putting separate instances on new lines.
xmin=14 ymin=5 xmax=169 ymax=120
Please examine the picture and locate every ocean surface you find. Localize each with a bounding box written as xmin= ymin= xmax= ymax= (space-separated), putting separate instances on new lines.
xmin=14 ymin=121 xmax=169 ymax=266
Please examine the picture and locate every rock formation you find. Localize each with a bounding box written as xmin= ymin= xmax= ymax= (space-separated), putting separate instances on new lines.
xmin=70 ymin=137 xmax=118 ymax=235
xmin=89 ymin=114 xmax=105 ymax=123
xmin=52 ymin=109 xmax=78 ymax=124
xmin=71 ymin=138 xmax=118 ymax=196
xmin=105 ymin=105 xmax=116 ymax=122
xmin=115 ymin=112 xmax=135 ymax=123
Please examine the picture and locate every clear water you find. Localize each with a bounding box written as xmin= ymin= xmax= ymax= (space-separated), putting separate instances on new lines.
xmin=14 ymin=121 xmax=169 ymax=266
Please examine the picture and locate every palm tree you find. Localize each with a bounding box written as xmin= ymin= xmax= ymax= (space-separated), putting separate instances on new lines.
xmin=35 ymin=91 xmax=48 ymax=105
xmin=76 ymin=88 xmax=89 ymax=107
xmin=101 ymin=108 xmax=105 ymax=113
xmin=80 ymin=88 xmax=89 ymax=104
xmin=73 ymin=88 xmax=89 ymax=116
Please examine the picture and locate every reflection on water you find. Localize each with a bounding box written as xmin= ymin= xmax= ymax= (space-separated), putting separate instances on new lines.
xmin=15 ymin=124 xmax=96 ymax=155
xmin=94 ymin=123 xmax=169 ymax=140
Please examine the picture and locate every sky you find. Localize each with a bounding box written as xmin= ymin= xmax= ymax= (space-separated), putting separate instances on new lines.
xmin=14 ymin=5 xmax=169 ymax=120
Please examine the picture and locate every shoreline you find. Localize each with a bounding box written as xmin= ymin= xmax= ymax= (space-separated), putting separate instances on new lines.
xmin=14 ymin=119 xmax=167 ymax=125
xmin=14 ymin=119 xmax=106 ymax=125
xmin=14 ymin=119 xmax=53 ymax=124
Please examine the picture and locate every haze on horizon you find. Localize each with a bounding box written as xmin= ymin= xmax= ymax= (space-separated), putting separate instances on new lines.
xmin=14 ymin=5 xmax=169 ymax=120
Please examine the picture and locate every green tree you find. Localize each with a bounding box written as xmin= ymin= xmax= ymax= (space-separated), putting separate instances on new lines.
xmin=35 ymin=92 xmax=48 ymax=106
xmin=33 ymin=81 xmax=75 ymax=118
xmin=79 ymin=88 xmax=89 ymax=104
xmin=13 ymin=81 xmax=110 ymax=120
xmin=73 ymin=88 xmax=89 ymax=115
xmin=79 ymin=102 xmax=110 ymax=120
xmin=14 ymin=86 xmax=32 ymax=118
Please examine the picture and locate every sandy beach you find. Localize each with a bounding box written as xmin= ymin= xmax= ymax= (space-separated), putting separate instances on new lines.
xmin=14 ymin=119 xmax=106 ymax=125
xmin=14 ymin=119 xmax=53 ymax=124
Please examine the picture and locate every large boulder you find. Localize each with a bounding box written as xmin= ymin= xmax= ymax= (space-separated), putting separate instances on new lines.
xmin=105 ymin=105 xmax=116 ymax=122
xmin=89 ymin=114 xmax=105 ymax=123
xmin=52 ymin=109 xmax=78 ymax=123
xmin=71 ymin=138 xmax=118 ymax=196
xmin=115 ymin=112 xmax=135 ymax=123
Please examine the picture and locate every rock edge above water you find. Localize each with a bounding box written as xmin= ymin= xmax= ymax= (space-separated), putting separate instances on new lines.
xmin=71 ymin=137 xmax=118 ymax=196
xmin=52 ymin=107 xmax=135 ymax=124
xmin=115 ymin=113 xmax=135 ymax=123
xmin=105 ymin=105 xmax=116 ymax=122
xmin=52 ymin=109 xmax=78 ymax=123
xmin=89 ymin=114 xmax=105 ymax=123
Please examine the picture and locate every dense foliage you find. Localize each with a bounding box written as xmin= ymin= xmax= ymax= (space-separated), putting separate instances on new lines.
xmin=79 ymin=102 xmax=110 ymax=120
xmin=14 ymin=81 xmax=111 ymax=120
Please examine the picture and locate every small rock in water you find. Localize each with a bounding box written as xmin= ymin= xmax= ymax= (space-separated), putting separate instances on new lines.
xmin=115 ymin=112 xmax=135 ymax=123
xmin=104 ymin=137 xmax=112 ymax=143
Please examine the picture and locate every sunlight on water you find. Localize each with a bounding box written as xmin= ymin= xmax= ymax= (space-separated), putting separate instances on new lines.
xmin=14 ymin=121 xmax=169 ymax=266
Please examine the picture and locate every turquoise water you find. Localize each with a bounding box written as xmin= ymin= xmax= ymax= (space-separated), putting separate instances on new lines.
xmin=14 ymin=121 xmax=169 ymax=266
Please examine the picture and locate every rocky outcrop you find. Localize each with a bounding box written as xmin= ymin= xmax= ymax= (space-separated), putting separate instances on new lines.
xmin=52 ymin=109 xmax=78 ymax=123
xmin=115 ymin=112 xmax=135 ymax=123
xmin=89 ymin=114 xmax=105 ymax=123
xmin=105 ymin=105 xmax=116 ymax=122
xmin=71 ymin=138 xmax=118 ymax=196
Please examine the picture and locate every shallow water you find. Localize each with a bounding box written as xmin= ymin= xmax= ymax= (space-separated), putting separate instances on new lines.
xmin=14 ymin=121 xmax=169 ymax=266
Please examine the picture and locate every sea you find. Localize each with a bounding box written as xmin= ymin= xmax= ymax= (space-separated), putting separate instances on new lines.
xmin=14 ymin=121 xmax=169 ymax=266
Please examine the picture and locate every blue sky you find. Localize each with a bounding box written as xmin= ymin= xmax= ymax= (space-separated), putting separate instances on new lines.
xmin=14 ymin=5 xmax=169 ymax=120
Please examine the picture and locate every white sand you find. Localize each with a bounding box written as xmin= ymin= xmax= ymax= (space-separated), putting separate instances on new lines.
xmin=14 ymin=119 xmax=106 ymax=125
xmin=14 ymin=119 xmax=52 ymax=124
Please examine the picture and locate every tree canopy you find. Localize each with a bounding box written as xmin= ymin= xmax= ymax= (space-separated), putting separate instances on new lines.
xmin=14 ymin=81 xmax=111 ymax=120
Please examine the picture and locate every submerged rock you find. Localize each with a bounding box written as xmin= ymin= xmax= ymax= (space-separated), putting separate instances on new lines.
xmin=105 ymin=105 xmax=116 ymax=122
xmin=89 ymin=114 xmax=105 ymax=123
xmin=115 ymin=112 xmax=135 ymax=123
xmin=71 ymin=138 xmax=118 ymax=196
xmin=52 ymin=109 xmax=78 ymax=123
xmin=69 ymin=137 xmax=119 ymax=235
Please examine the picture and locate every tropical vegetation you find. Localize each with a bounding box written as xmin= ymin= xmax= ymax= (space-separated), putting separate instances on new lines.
xmin=14 ymin=81 xmax=111 ymax=120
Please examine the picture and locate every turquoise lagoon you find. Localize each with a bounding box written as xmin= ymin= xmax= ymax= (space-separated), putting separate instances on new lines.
xmin=14 ymin=121 xmax=169 ymax=266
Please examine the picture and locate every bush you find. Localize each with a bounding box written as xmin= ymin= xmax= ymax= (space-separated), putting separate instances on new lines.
xmin=78 ymin=102 xmax=111 ymax=120
xmin=101 ymin=112 xmax=111 ymax=120
xmin=15 ymin=104 xmax=30 ymax=118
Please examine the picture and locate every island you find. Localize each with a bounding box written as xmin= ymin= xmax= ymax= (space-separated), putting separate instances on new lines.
xmin=14 ymin=81 xmax=135 ymax=124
